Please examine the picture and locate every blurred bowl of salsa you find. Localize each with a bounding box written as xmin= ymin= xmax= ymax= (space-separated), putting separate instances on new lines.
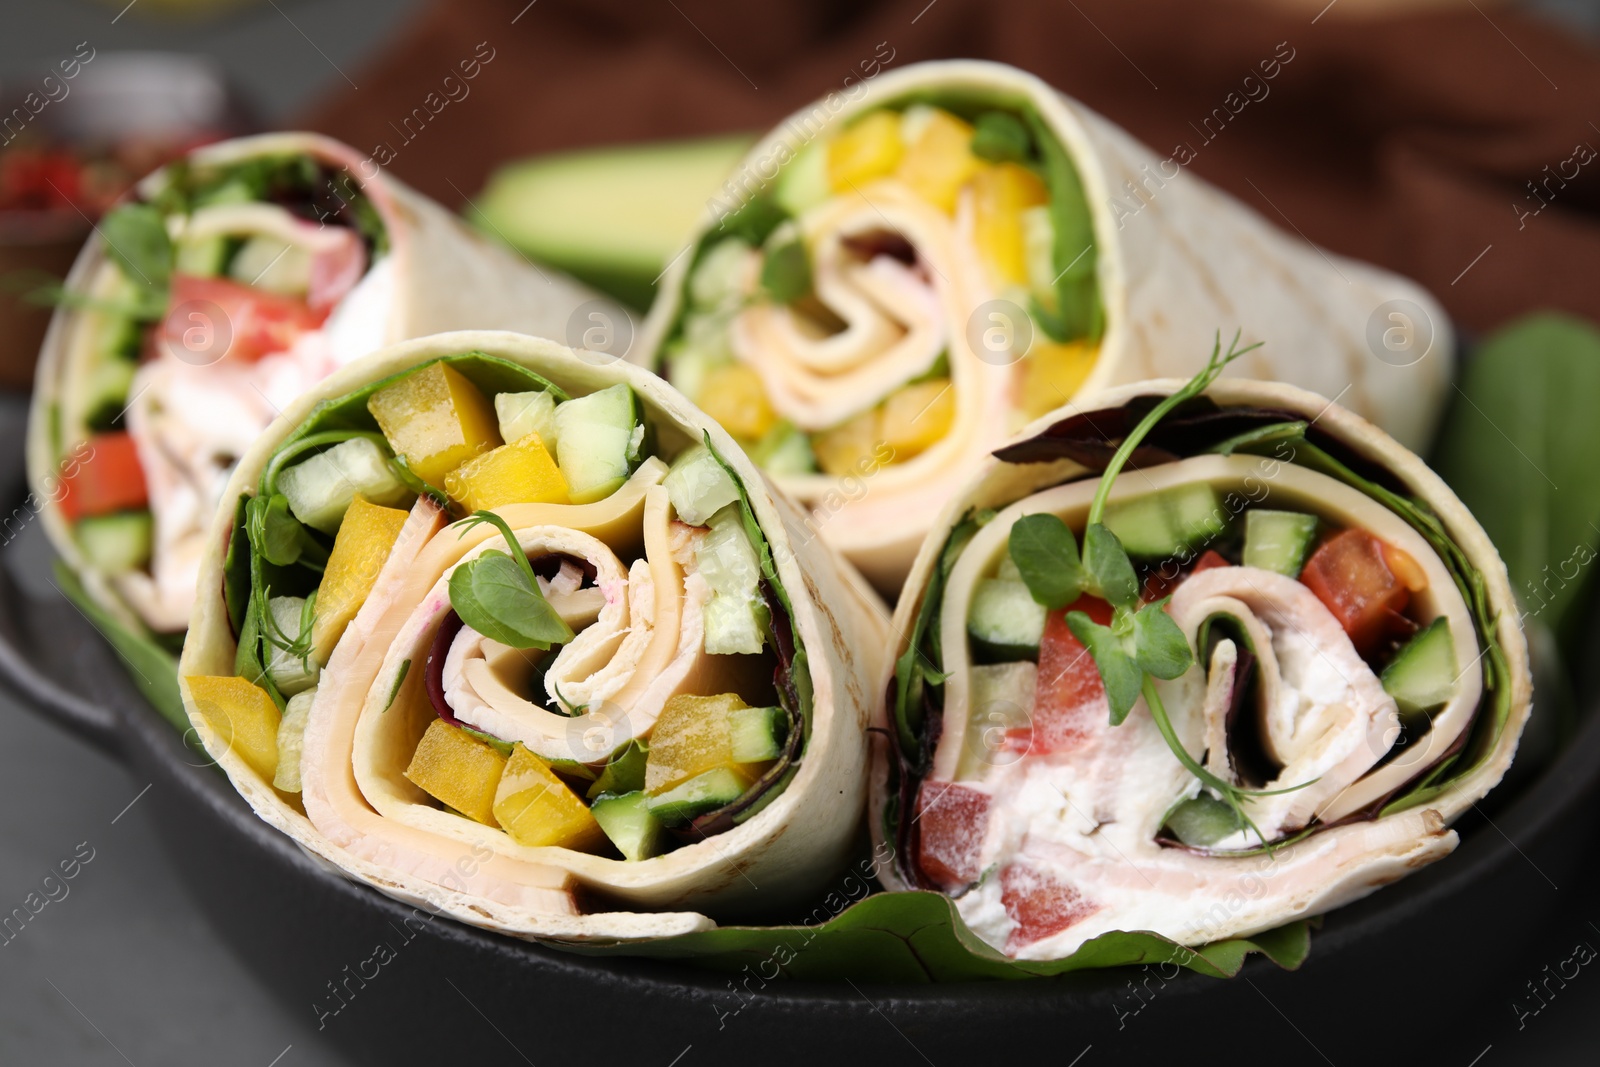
xmin=0 ymin=52 xmax=251 ymax=388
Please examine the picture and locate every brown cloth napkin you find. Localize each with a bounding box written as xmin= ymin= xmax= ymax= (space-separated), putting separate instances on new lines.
xmin=298 ymin=0 xmax=1600 ymax=335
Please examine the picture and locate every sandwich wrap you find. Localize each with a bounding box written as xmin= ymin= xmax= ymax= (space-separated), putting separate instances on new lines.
xmin=178 ymin=330 xmax=888 ymax=939
xmin=872 ymin=373 xmax=1530 ymax=961
xmin=637 ymin=59 xmax=1454 ymax=591
xmin=29 ymin=132 xmax=605 ymax=639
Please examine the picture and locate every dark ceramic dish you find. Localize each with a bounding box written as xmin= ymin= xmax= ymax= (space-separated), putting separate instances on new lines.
xmin=1 ymin=397 xmax=1596 ymax=1066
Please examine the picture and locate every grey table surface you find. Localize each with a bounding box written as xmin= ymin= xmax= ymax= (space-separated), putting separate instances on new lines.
xmin=5 ymin=1 xmax=1600 ymax=1063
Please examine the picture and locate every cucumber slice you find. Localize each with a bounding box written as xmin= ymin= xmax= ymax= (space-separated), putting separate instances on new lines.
xmin=175 ymin=234 xmax=233 ymax=277
xmin=967 ymin=577 xmax=1047 ymax=660
xmin=695 ymin=505 xmax=770 ymax=655
xmin=956 ymin=661 xmax=1037 ymax=780
xmin=553 ymin=384 xmax=643 ymax=504
xmin=97 ymin=313 xmax=144 ymax=363
xmin=773 ymin=139 xmax=829 ymax=217
xmin=1164 ymin=793 xmax=1244 ymax=847
xmin=470 ymin=134 xmax=756 ymax=310
xmin=665 ymin=444 xmax=741 ymax=526
xmin=494 ymin=390 xmax=559 ymax=451
xmin=586 ymin=740 xmax=648 ymax=800
xmin=687 ymin=238 xmax=753 ymax=311
xmin=76 ymin=510 xmax=152 ymax=572
xmin=278 ymin=437 xmax=409 ymax=534
xmin=591 ymin=791 xmax=666 ymax=860
xmin=1104 ymin=483 xmax=1227 ymax=560
xmin=273 ymin=689 xmax=315 ymax=793
xmin=265 ymin=596 xmax=319 ymax=696
xmin=729 ymin=705 xmax=787 ymax=763
xmin=1381 ymin=617 xmax=1457 ymax=728
xmin=229 ymin=236 xmax=311 ymax=295
xmin=750 ymin=422 xmax=818 ymax=476
xmin=82 ymin=358 xmax=138 ymax=432
xmin=645 ymin=767 xmax=749 ymax=825
xmin=1243 ymin=509 xmax=1319 ymax=578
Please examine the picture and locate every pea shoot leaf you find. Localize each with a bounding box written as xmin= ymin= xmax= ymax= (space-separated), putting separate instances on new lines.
xmin=1131 ymin=600 xmax=1194 ymax=680
xmin=1082 ymin=522 xmax=1138 ymax=608
xmin=1065 ymin=610 xmax=1142 ymax=724
xmin=450 ymin=511 xmax=575 ymax=651
xmin=1008 ymin=512 xmax=1083 ymax=609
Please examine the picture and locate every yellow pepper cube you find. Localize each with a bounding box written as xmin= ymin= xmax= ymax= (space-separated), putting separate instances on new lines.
xmin=367 ymin=363 xmax=502 ymax=487
xmin=896 ymin=108 xmax=981 ymax=214
xmin=879 ymin=378 xmax=954 ymax=461
xmin=443 ymin=432 xmax=570 ymax=512
xmin=828 ymin=110 xmax=904 ymax=191
xmin=696 ymin=363 xmax=777 ymax=441
xmin=493 ymin=745 xmax=603 ymax=850
xmin=404 ymin=720 xmax=508 ymax=826
xmin=1021 ymin=339 xmax=1099 ymax=420
xmin=811 ymin=406 xmax=882 ymax=477
xmin=311 ymin=494 xmax=410 ymax=664
xmin=974 ymin=163 xmax=1050 ymax=286
xmin=644 ymin=692 xmax=761 ymax=795
xmin=186 ymin=675 xmax=282 ymax=782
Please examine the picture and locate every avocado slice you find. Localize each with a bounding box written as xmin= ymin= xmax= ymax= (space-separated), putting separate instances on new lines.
xmin=469 ymin=134 xmax=756 ymax=310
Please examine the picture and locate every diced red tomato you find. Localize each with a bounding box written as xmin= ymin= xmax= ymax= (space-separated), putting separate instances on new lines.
xmin=161 ymin=275 xmax=326 ymax=364
xmin=59 ymin=432 xmax=148 ymax=521
xmin=1017 ymin=595 xmax=1113 ymax=754
xmin=1300 ymin=529 xmax=1424 ymax=654
xmin=1001 ymin=861 xmax=1099 ymax=952
xmin=1141 ymin=548 xmax=1230 ymax=602
xmin=915 ymin=780 xmax=991 ymax=888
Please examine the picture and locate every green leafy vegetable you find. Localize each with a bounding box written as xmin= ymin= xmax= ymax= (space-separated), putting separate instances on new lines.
xmin=971 ymin=111 xmax=1033 ymax=163
xmin=450 ymin=511 xmax=576 ymax=651
xmin=99 ymin=204 xmax=173 ymax=289
xmin=461 ymin=726 xmax=515 ymax=758
xmin=1023 ymin=109 xmax=1101 ymax=341
xmin=1007 ymin=513 xmax=1082 ymax=609
xmin=247 ymin=493 xmax=326 ymax=571
xmin=760 ymin=236 xmax=812 ymax=304
xmin=1081 ymin=522 xmax=1138 ymax=608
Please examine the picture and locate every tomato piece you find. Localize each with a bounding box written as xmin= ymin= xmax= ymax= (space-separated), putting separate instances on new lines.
xmin=162 ymin=274 xmax=325 ymax=363
xmin=1300 ymin=529 xmax=1419 ymax=653
xmin=1018 ymin=595 xmax=1113 ymax=754
xmin=915 ymin=780 xmax=991 ymax=888
xmin=59 ymin=432 xmax=148 ymax=521
xmin=1142 ymin=548 xmax=1230 ymax=602
xmin=1001 ymin=861 xmax=1099 ymax=952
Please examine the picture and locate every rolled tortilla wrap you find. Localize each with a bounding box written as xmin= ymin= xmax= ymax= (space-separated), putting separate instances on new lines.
xmin=871 ymin=376 xmax=1529 ymax=961
xmin=179 ymin=331 xmax=889 ymax=940
xmin=637 ymin=59 xmax=1453 ymax=592
xmin=28 ymin=133 xmax=608 ymax=638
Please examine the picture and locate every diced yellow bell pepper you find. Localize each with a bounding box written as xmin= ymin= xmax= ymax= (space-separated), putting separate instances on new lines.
xmin=367 ymin=363 xmax=502 ymax=487
xmin=896 ymin=109 xmax=981 ymax=214
xmin=443 ymin=432 xmax=570 ymax=512
xmin=493 ymin=744 xmax=603 ymax=850
xmin=186 ymin=675 xmax=282 ymax=782
xmin=1020 ymin=339 xmax=1099 ymax=420
xmin=810 ymin=406 xmax=882 ymax=476
xmin=644 ymin=692 xmax=768 ymax=795
xmin=828 ymin=110 xmax=904 ymax=191
xmin=696 ymin=363 xmax=777 ymax=441
xmin=404 ymin=720 xmax=507 ymax=826
xmin=974 ymin=163 xmax=1050 ymax=286
xmin=879 ymin=378 xmax=955 ymax=460
xmin=311 ymin=493 xmax=409 ymax=664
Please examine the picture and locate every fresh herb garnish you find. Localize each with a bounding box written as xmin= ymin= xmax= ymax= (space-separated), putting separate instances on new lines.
xmin=760 ymin=234 xmax=812 ymax=304
xmin=261 ymin=588 xmax=318 ymax=671
xmin=450 ymin=511 xmax=575 ymax=650
xmin=99 ymin=203 xmax=173 ymax=289
xmin=1006 ymin=513 xmax=1081 ymax=609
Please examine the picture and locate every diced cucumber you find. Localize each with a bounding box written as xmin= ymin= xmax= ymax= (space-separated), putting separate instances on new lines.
xmin=687 ymin=238 xmax=753 ymax=311
xmin=956 ymin=661 xmax=1037 ymax=780
xmin=175 ymin=234 xmax=233 ymax=277
xmin=229 ymin=236 xmax=311 ymax=295
xmin=695 ymin=505 xmax=770 ymax=655
xmin=97 ymin=313 xmax=144 ymax=363
xmin=82 ymin=358 xmax=138 ymax=432
xmin=751 ymin=422 xmax=818 ymax=476
xmin=1022 ymin=205 xmax=1057 ymax=312
xmin=273 ymin=689 xmax=315 ymax=793
xmin=586 ymin=740 xmax=648 ymax=800
xmin=591 ymin=791 xmax=666 ymax=860
xmin=1381 ymin=617 xmax=1458 ymax=728
xmin=76 ymin=510 xmax=152 ymax=572
xmin=1243 ymin=509 xmax=1319 ymax=578
xmin=645 ymin=767 xmax=749 ymax=825
xmin=1164 ymin=793 xmax=1244 ymax=847
xmin=665 ymin=444 xmax=741 ymax=525
xmin=729 ymin=705 xmax=787 ymax=763
xmin=967 ymin=577 xmax=1047 ymax=660
xmin=1104 ymin=483 xmax=1227 ymax=560
xmin=278 ymin=437 xmax=409 ymax=534
xmin=553 ymin=384 xmax=644 ymax=504
xmin=494 ymin=390 xmax=559 ymax=451
xmin=265 ymin=596 xmax=319 ymax=696
xmin=996 ymin=554 xmax=1023 ymax=582
xmin=774 ymin=140 xmax=830 ymax=217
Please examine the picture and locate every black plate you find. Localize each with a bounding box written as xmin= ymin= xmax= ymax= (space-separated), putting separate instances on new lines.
xmin=3 ymin=397 xmax=1598 ymax=1066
